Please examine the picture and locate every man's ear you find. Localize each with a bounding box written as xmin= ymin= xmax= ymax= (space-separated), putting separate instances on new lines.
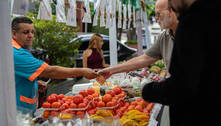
xmin=12 ymin=30 xmax=16 ymax=38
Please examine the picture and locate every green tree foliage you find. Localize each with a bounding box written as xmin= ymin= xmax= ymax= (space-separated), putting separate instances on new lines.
xmin=146 ymin=0 xmax=156 ymax=18
xmin=28 ymin=13 xmax=81 ymax=67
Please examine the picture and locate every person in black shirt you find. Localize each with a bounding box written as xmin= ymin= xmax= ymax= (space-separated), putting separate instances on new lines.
xmin=142 ymin=0 xmax=220 ymax=126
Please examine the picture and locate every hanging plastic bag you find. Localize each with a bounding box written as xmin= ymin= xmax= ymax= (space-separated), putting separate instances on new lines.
xmin=82 ymin=0 xmax=92 ymax=23
xmin=66 ymin=0 xmax=77 ymax=26
xmin=37 ymin=0 xmax=52 ymax=20
xmin=122 ymin=4 xmax=127 ymax=30
xmin=117 ymin=0 xmax=122 ymax=28
xmin=128 ymin=3 xmax=132 ymax=29
xmin=12 ymin=0 xmax=29 ymax=16
xmin=133 ymin=7 xmax=136 ymax=28
xmin=56 ymin=0 xmax=66 ymax=23
xmin=99 ymin=0 xmax=106 ymax=27
xmin=92 ymin=0 xmax=101 ymax=26
xmin=105 ymin=0 xmax=111 ymax=28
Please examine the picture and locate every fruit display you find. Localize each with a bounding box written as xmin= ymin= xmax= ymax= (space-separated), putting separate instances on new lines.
xmin=42 ymin=88 xmax=99 ymax=119
xmin=36 ymin=75 xmax=161 ymax=126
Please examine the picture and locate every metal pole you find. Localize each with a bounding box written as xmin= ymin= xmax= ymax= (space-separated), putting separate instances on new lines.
xmin=143 ymin=9 xmax=151 ymax=49
xmin=136 ymin=9 xmax=143 ymax=56
xmin=85 ymin=23 xmax=88 ymax=33
xmin=109 ymin=0 xmax=118 ymax=66
xmin=0 ymin=0 xmax=17 ymax=125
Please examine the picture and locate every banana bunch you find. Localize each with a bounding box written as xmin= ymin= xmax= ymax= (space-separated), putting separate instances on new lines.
xmin=90 ymin=110 xmax=114 ymax=123
xmin=120 ymin=110 xmax=150 ymax=126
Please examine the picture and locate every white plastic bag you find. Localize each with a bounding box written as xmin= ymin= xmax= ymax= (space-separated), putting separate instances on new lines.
xmin=56 ymin=0 xmax=66 ymax=23
xmin=37 ymin=0 xmax=52 ymax=20
xmin=133 ymin=7 xmax=136 ymax=28
xmin=82 ymin=0 xmax=92 ymax=23
xmin=117 ymin=0 xmax=122 ymax=28
xmin=127 ymin=3 xmax=132 ymax=29
xmin=92 ymin=0 xmax=101 ymax=26
xmin=122 ymin=4 xmax=127 ymax=29
xmin=99 ymin=0 xmax=106 ymax=27
xmin=66 ymin=0 xmax=77 ymax=26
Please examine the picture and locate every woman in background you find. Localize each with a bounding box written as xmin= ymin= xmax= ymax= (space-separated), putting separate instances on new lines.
xmin=83 ymin=34 xmax=109 ymax=70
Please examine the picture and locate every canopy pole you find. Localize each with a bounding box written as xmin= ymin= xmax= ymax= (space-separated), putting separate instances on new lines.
xmin=0 ymin=0 xmax=17 ymax=125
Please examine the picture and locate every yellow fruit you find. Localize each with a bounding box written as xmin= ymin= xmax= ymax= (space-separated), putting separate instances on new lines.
xmin=121 ymin=119 xmax=139 ymax=126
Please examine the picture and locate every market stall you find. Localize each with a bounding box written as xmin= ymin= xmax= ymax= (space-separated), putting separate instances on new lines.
xmin=17 ymin=60 xmax=167 ymax=126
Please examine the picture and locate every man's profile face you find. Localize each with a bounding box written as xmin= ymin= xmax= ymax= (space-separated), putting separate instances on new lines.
xmin=12 ymin=23 xmax=34 ymax=49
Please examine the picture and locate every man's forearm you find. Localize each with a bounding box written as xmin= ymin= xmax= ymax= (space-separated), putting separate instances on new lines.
xmin=109 ymin=54 xmax=157 ymax=74
xmin=40 ymin=66 xmax=85 ymax=79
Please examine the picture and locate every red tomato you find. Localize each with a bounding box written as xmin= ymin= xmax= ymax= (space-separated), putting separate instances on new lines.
xmin=65 ymin=110 xmax=75 ymax=115
xmin=106 ymin=90 xmax=115 ymax=97
xmin=51 ymin=102 xmax=61 ymax=108
xmin=73 ymin=95 xmax=83 ymax=104
xmin=50 ymin=93 xmax=58 ymax=98
xmin=106 ymin=101 xmax=115 ymax=107
xmin=130 ymin=101 xmax=137 ymax=106
xmin=60 ymin=103 xmax=69 ymax=111
xmin=87 ymin=104 xmax=93 ymax=111
xmin=91 ymin=101 xmax=97 ymax=108
xmin=42 ymin=110 xmax=50 ymax=118
xmin=136 ymin=98 xmax=144 ymax=102
xmin=87 ymin=109 xmax=96 ymax=115
xmin=76 ymin=111 xmax=85 ymax=119
xmin=102 ymin=94 xmax=112 ymax=103
xmin=79 ymin=90 xmax=88 ymax=97
xmin=92 ymin=92 xmax=99 ymax=98
xmin=83 ymin=98 xmax=89 ymax=105
xmin=87 ymin=88 xmax=95 ymax=95
xmin=69 ymin=103 xmax=77 ymax=108
xmin=119 ymin=100 xmax=125 ymax=107
xmin=42 ymin=102 xmax=51 ymax=108
xmin=113 ymin=87 xmax=122 ymax=95
xmin=135 ymin=105 xmax=143 ymax=112
xmin=78 ymin=103 xmax=86 ymax=108
xmin=65 ymin=100 xmax=71 ymax=105
xmin=58 ymin=94 xmax=64 ymax=100
xmin=50 ymin=110 xmax=58 ymax=116
xmin=111 ymin=99 xmax=117 ymax=106
xmin=47 ymin=96 xmax=57 ymax=103
xmin=85 ymin=95 xmax=94 ymax=101
xmin=58 ymin=100 xmax=64 ymax=105
xmin=97 ymin=101 xmax=105 ymax=107
xmin=124 ymin=102 xmax=130 ymax=107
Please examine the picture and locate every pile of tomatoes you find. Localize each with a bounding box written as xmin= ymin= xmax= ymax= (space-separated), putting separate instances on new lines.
xmin=41 ymin=86 xmax=155 ymax=120
xmin=42 ymin=88 xmax=99 ymax=118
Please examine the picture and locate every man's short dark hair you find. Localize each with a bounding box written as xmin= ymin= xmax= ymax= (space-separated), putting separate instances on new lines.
xmin=11 ymin=16 xmax=33 ymax=31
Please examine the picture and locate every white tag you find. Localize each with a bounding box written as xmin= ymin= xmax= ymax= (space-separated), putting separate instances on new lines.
xmin=72 ymin=83 xmax=93 ymax=95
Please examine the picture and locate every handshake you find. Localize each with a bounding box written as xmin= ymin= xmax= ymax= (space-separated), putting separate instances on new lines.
xmin=81 ymin=68 xmax=113 ymax=84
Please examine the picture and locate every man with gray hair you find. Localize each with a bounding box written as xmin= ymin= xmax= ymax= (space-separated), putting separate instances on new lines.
xmin=99 ymin=0 xmax=178 ymax=125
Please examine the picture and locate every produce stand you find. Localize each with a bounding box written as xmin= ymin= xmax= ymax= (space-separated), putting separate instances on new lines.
xmin=29 ymin=69 xmax=165 ymax=126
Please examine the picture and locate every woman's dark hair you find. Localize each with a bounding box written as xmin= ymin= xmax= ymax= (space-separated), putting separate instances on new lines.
xmin=11 ymin=16 xmax=33 ymax=31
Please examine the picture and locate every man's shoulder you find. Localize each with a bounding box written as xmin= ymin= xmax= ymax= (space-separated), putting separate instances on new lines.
xmin=158 ymin=30 xmax=171 ymax=38
xmin=156 ymin=30 xmax=172 ymax=43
